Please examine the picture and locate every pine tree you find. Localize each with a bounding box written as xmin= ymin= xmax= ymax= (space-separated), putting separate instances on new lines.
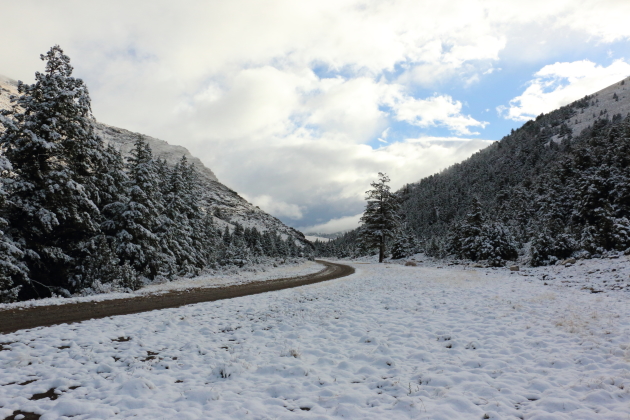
xmin=75 ymin=235 xmax=139 ymax=292
xmin=102 ymin=136 xmax=165 ymax=279
xmin=195 ymin=212 xmax=215 ymax=265
xmin=182 ymin=161 xmax=206 ymax=267
xmin=278 ymin=237 xmax=290 ymax=259
xmin=158 ymin=156 xmax=204 ymax=276
xmin=97 ymin=144 xmax=129 ymax=209
xmin=0 ymin=157 xmax=29 ymax=302
xmin=223 ymin=225 xmax=231 ymax=246
xmin=0 ymin=45 xmax=106 ymax=297
xmin=359 ymin=173 xmax=401 ymax=262
xmin=262 ymin=231 xmax=276 ymax=256
xmin=391 ymin=228 xmax=417 ymax=259
xmin=446 ymin=198 xmax=518 ymax=265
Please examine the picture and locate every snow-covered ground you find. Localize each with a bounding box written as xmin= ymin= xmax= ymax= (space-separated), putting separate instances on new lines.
xmin=1 ymin=257 xmax=629 ymax=419
xmin=0 ymin=260 xmax=322 ymax=310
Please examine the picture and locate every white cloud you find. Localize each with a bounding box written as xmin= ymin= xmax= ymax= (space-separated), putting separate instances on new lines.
xmin=196 ymin=131 xmax=494 ymax=227
xmin=384 ymin=91 xmax=488 ymax=135
xmin=243 ymin=194 xmax=304 ymax=220
xmin=2 ymin=0 xmax=630 ymax=230
xmin=303 ymin=77 xmax=387 ymax=143
xmin=179 ymin=66 xmax=313 ymax=141
xmin=298 ymin=214 xmax=362 ymax=235
xmin=499 ymin=59 xmax=630 ymax=121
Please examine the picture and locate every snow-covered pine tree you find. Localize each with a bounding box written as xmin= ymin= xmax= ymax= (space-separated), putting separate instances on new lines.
xmin=102 ymin=135 xmax=166 ymax=280
xmin=76 ymin=235 xmax=139 ymax=292
xmin=262 ymin=231 xmax=276 ymax=257
xmin=67 ymin=143 xmax=143 ymax=291
xmin=223 ymin=225 xmax=232 ymax=246
xmin=0 ymin=45 xmax=107 ymax=297
xmin=196 ymin=212 xmax=220 ymax=267
xmin=96 ymin=144 xmax=129 ymax=210
xmin=448 ymin=197 xmax=484 ymax=260
xmin=181 ymin=160 xmax=206 ymax=268
xmin=391 ymin=234 xmax=409 ymax=260
xmin=449 ymin=198 xmax=517 ymax=266
xmin=391 ymin=228 xmax=417 ymax=259
xmin=359 ymin=173 xmax=401 ymax=262
xmin=159 ymin=156 xmax=204 ymax=276
xmin=155 ymin=158 xmax=171 ymax=199
xmin=0 ymin=157 xmax=29 ymax=302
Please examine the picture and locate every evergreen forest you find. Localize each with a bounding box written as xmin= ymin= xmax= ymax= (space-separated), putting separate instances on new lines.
xmin=0 ymin=46 xmax=307 ymax=303
xmin=314 ymin=91 xmax=630 ymax=265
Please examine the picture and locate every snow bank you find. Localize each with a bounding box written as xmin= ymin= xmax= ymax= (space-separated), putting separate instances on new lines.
xmin=1 ymin=260 xmax=628 ymax=419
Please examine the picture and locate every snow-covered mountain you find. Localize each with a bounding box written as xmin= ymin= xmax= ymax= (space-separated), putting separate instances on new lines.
xmin=315 ymin=76 xmax=630 ymax=264
xmin=0 ymin=74 xmax=307 ymax=245
xmin=548 ymin=76 xmax=630 ymax=144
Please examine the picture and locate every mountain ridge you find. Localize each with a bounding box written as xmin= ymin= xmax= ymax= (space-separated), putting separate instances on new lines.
xmin=314 ymin=75 xmax=630 ymax=264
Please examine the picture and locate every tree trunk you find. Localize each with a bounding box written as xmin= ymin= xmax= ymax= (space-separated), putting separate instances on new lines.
xmin=379 ymin=234 xmax=385 ymax=263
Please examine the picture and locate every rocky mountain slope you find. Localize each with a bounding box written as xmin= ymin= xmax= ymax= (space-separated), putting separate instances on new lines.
xmin=0 ymin=74 xmax=307 ymax=245
xmin=552 ymin=77 xmax=630 ymax=142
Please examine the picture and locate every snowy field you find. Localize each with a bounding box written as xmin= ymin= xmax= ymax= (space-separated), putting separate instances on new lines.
xmin=0 ymin=259 xmax=322 ymax=310
xmin=1 ymin=258 xmax=629 ymax=419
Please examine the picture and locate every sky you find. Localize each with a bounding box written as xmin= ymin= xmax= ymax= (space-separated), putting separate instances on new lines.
xmin=1 ymin=0 xmax=630 ymax=233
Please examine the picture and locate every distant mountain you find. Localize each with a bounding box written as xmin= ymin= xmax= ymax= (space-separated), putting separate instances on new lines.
xmin=304 ymin=235 xmax=332 ymax=243
xmin=316 ymin=76 xmax=630 ymax=265
xmin=303 ymin=232 xmax=345 ymax=240
xmin=0 ymin=74 xmax=307 ymax=246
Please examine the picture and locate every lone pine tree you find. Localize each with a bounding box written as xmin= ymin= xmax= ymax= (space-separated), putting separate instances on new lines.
xmin=359 ymin=173 xmax=401 ymax=263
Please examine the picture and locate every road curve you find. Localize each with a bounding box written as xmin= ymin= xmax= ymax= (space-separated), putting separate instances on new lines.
xmin=0 ymin=260 xmax=354 ymax=334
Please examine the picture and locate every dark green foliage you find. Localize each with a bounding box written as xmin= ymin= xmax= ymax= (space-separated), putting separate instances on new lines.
xmin=103 ymin=136 xmax=166 ymax=279
xmin=530 ymin=228 xmax=575 ymax=266
xmin=398 ymin=101 xmax=630 ymax=265
xmin=447 ymin=199 xmax=517 ymax=266
xmin=0 ymin=45 xmax=105 ymax=297
xmin=0 ymin=158 xmax=28 ymax=302
xmin=73 ymin=235 xmax=140 ymax=292
xmin=359 ymin=173 xmax=401 ymax=262
xmin=391 ymin=229 xmax=418 ymax=260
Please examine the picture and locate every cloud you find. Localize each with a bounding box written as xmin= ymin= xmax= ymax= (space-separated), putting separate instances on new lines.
xmin=384 ymin=92 xmax=488 ymax=135
xmin=2 ymin=0 xmax=630 ymax=231
xmin=499 ymin=59 xmax=630 ymax=121
xmin=298 ymin=214 xmax=362 ymax=235
xmin=179 ymin=66 xmax=313 ymax=141
xmin=195 ymin=132 xmax=494 ymax=228
xmin=242 ymin=194 xmax=304 ymax=220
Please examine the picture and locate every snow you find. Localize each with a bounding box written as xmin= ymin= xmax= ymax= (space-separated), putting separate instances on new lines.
xmin=0 ymin=260 xmax=323 ymax=310
xmin=0 ymin=75 xmax=19 ymax=116
xmin=565 ymin=77 xmax=630 ymax=139
xmin=1 ymin=256 xmax=629 ymax=419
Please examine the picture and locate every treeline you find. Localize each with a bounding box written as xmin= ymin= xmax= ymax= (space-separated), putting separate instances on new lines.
xmin=316 ymin=86 xmax=630 ymax=265
xmin=0 ymin=46 xmax=305 ymax=303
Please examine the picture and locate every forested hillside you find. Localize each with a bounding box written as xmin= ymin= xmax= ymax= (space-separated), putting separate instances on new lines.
xmin=0 ymin=46 xmax=310 ymax=302
xmin=316 ymin=78 xmax=630 ymax=265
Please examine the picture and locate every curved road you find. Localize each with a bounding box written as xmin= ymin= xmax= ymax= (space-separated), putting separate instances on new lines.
xmin=0 ymin=260 xmax=354 ymax=335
